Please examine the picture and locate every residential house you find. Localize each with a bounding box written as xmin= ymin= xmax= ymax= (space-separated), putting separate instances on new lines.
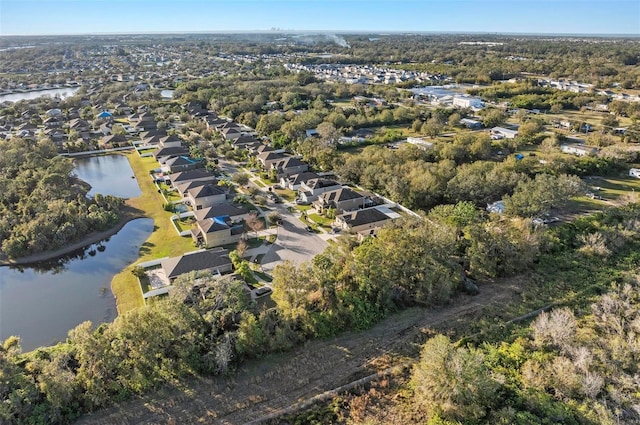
xmin=560 ymin=144 xmax=599 ymax=157
xmin=101 ymin=134 xmax=127 ymax=147
xmin=157 ymin=134 xmax=183 ymax=148
xmin=186 ymin=184 xmax=227 ymax=210
xmin=271 ymin=156 xmax=309 ymax=178
xmin=69 ymin=118 xmax=90 ymax=132
xmin=231 ymin=135 xmax=259 ymax=149
xmin=191 ymin=217 xmax=244 ymax=248
xmin=153 ymin=145 xmax=189 ymax=161
xmin=168 ymin=169 xmax=217 ymax=188
xmin=335 ymin=207 xmax=391 ymax=237
xmin=204 ymin=115 xmax=228 ymax=130
xmin=280 ymin=171 xmax=320 ymax=190
xmin=43 ymin=116 xmax=63 ymax=128
xmin=252 ymin=144 xmax=279 ymax=156
xmin=43 ymin=128 xmax=65 ymax=144
xmin=139 ymin=129 xmax=167 ymax=140
xmin=160 ymin=248 xmax=233 ymax=282
xmin=221 ymin=126 xmax=242 ymax=141
xmin=163 ymin=155 xmax=203 ymax=173
xmin=459 ymin=118 xmax=482 ymax=129
xmin=452 ymin=95 xmax=484 ymax=109
xmin=257 ymin=151 xmax=286 ymax=169
xmin=407 ymin=137 xmax=434 ymax=150
xmin=298 ymin=178 xmax=342 ymax=203
xmin=194 ymin=203 xmax=252 ymax=223
xmin=491 ymin=127 xmax=519 ymax=139
xmin=314 ymin=187 xmax=366 ymax=214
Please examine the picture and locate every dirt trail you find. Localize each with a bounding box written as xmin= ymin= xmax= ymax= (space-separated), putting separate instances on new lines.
xmin=75 ymin=281 xmax=520 ymax=425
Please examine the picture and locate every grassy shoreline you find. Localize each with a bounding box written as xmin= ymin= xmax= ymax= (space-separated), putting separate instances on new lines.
xmin=110 ymin=153 xmax=197 ymax=314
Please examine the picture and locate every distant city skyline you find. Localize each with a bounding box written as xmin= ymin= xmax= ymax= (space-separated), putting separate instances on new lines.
xmin=1 ymin=0 xmax=638 ymax=36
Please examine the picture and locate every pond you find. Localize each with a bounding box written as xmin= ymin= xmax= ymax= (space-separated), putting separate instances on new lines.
xmin=73 ymin=155 xmax=142 ymax=199
xmin=0 ymin=154 xmax=149 ymax=351
xmin=0 ymin=87 xmax=80 ymax=103
xmin=0 ymin=218 xmax=153 ymax=352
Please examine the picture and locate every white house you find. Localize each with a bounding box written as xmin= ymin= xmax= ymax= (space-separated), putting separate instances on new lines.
xmin=406 ymin=137 xmax=434 ymax=150
xmin=452 ymin=96 xmax=484 ymax=110
xmin=491 ymin=127 xmax=518 ymax=139
xmin=560 ymin=144 xmax=599 ymax=157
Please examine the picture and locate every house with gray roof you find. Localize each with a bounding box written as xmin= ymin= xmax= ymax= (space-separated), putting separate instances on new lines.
xmin=280 ymin=171 xmax=320 ymax=190
xmin=335 ymin=207 xmax=391 ymax=237
xmin=271 ymin=156 xmax=309 ymax=178
xmin=186 ymin=184 xmax=228 ymax=210
xmin=161 ymin=248 xmax=233 ymax=281
xmin=168 ymin=169 xmax=217 ymax=188
xmin=194 ymin=203 xmax=252 ymax=223
xmin=314 ymin=187 xmax=366 ymax=214
xmin=298 ymin=178 xmax=342 ymax=203
xmin=191 ymin=216 xmax=244 ymax=248
xmin=163 ymin=155 xmax=203 ymax=173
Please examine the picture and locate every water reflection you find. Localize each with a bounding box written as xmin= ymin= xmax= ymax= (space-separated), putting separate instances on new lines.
xmin=0 ymin=218 xmax=153 ymax=351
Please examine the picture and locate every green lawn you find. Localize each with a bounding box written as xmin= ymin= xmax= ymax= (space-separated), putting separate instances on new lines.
xmin=254 ymin=270 xmax=273 ymax=282
xmin=274 ymin=188 xmax=296 ymax=201
xmin=307 ymin=213 xmax=333 ymax=227
xmin=592 ymin=175 xmax=640 ymax=194
xmin=111 ymin=153 xmax=198 ymax=314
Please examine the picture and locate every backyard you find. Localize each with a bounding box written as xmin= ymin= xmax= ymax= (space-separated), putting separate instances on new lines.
xmin=111 ymin=153 xmax=198 ymax=314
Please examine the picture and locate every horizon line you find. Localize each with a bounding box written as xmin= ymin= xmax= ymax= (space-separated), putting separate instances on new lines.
xmin=1 ymin=30 xmax=639 ymax=38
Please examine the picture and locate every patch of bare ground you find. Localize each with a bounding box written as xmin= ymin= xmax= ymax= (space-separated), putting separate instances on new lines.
xmin=75 ymin=280 xmax=522 ymax=425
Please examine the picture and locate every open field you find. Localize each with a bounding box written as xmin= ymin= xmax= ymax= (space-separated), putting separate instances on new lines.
xmin=111 ymin=153 xmax=197 ymax=314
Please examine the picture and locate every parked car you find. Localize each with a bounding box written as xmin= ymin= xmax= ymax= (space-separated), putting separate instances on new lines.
xmin=254 ymin=286 xmax=272 ymax=297
xmin=305 ymin=225 xmax=313 ymax=232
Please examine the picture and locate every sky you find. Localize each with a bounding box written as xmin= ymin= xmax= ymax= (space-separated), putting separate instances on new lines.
xmin=0 ymin=0 xmax=638 ymax=36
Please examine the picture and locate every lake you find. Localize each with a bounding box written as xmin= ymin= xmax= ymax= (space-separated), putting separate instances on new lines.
xmin=0 ymin=87 xmax=80 ymax=103
xmin=73 ymin=155 xmax=142 ymax=199
xmin=0 ymin=155 xmax=149 ymax=351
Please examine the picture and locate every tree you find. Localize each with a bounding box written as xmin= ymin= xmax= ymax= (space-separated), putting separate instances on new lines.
xmin=232 ymin=173 xmax=249 ymax=187
xmin=412 ymin=335 xmax=498 ymax=422
xmin=246 ymin=213 xmax=264 ymax=238
xmin=267 ymin=211 xmax=281 ymax=226
xmin=601 ymin=114 xmax=619 ymax=131
xmin=316 ymin=122 xmax=340 ymax=144
xmin=481 ymin=109 xmax=507 ymax=128
xmin=447 ymin=112 xmax=461 ymax=128
xmin=550 ymin=103 xmax=563 ymax=113
xmin=422 ymin=117 xmax=443 ymax=138
xmin=503 ymin=173 xmax=586 ymax=217
xmin=517 ymin=120 xmax=544 ymax=142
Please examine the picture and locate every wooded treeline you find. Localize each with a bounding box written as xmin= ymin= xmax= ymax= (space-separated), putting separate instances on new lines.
xmin=0 ymin=139 xmax=122 ymax=258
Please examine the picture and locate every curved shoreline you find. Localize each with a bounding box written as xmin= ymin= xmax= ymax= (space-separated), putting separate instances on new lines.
xmin=0 ymin=204 xmax=145 ymax=267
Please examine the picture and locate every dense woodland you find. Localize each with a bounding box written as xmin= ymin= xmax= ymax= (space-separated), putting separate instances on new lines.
xmin=0 ymin=139 xmax=122 ymax=258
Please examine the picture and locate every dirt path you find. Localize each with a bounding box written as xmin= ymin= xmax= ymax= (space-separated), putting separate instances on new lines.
xmin=75 ymin=281 xmax=521 ymax=425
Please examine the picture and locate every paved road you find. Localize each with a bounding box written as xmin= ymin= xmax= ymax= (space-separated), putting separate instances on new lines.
xmin=217 ymin=158 xmax=328 ymax=270
xmin=260 ymin=202 xmax=328 ymax=270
